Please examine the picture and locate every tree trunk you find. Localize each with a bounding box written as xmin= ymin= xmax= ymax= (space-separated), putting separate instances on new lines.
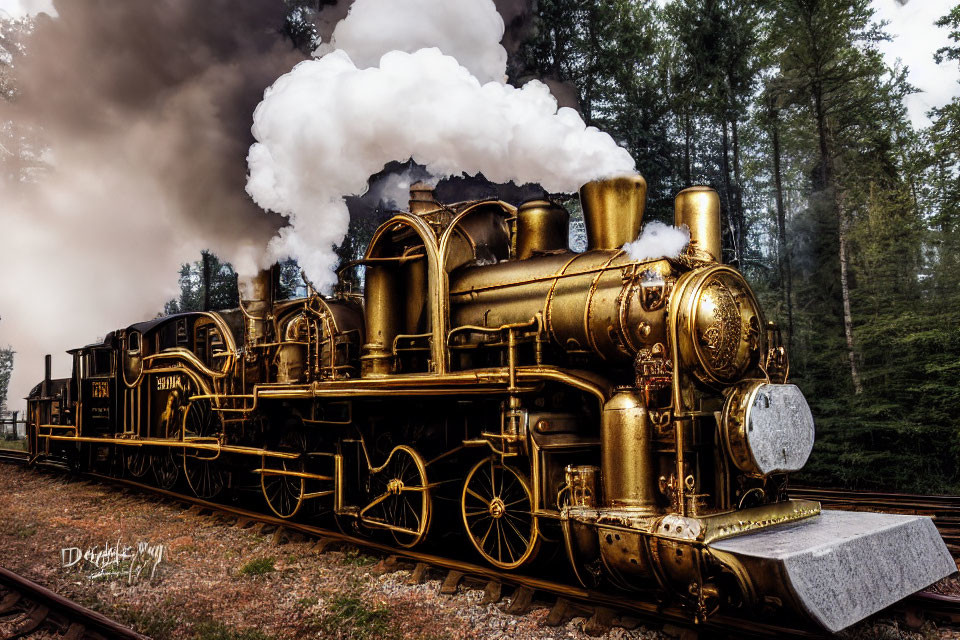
xmin=813 ymin=87 xmax=862 ymax=394
xmin=202 ymin=251 xmax=212 ymax=312
xmin=684 ymin=109 xmax=691 ymax=185
xmin=730 ymin=116 xmax=746 ymax=266
xmin=769 ymin=101 xmax=794 ymax=352
xmin=837 ymin=197 xmax=863 ymax=395
xmin=720 ymin=119 xmax=738 ymax=265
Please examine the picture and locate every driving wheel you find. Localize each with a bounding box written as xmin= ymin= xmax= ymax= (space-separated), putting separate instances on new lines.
xmin=461 ymin=455 xmax=540 ymax=569
xmin=182 ymin=400 xmax=225 ymax=499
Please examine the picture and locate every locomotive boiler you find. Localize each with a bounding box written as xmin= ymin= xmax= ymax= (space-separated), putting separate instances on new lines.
xmin=26 ymin=175 xmax=954 ymax=632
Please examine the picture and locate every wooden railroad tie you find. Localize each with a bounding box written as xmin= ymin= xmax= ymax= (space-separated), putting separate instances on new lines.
xmin=480 ymin=580 xmax=502 ymax=604
xmin=440 ymin=570 xmax=464 ymax=595
xmin=505 ymin=585 xmax=535 ymax=615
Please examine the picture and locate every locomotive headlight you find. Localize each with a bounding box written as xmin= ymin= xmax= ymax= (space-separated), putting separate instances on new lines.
xmin=720 ymin=381 xmax=815 ymax=477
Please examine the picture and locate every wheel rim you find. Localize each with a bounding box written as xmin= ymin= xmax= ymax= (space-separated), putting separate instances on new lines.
xmin=462 ymin=456 xmax=539 ymax=569
xmin=182 ymin=400 xmax=225 ymax=500
xmin=361 ymin=445 xmax=431 ymax=548
xmin=152 ymin=450 xmax=178 ymax=490
xmin=261 ymin=430 xmax=307 ymax=519
xmin=125 ymin=449 xmax=150 ymax=478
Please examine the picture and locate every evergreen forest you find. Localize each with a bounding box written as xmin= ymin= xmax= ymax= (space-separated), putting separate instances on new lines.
xmin=3 ymin=1 xmax=960 ymax=492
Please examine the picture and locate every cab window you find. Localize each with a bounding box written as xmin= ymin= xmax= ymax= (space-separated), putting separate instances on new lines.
xmin=85 ymin=349 xmax=114 ymax=377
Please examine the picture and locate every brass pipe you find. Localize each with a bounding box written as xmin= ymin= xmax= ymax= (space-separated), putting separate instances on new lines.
xmin=361 ymin=265 xmax=400 ymax=376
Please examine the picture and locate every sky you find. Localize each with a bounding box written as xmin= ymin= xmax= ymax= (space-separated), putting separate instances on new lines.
xmin=872 ymin=0 xmax=959 ymax=127
xmin=0 ymin=0 xmax=54 ymax=19
xmin=2 ymin=0 xmax=956 ymax=128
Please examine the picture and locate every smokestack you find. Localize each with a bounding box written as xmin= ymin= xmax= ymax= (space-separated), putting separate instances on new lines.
xmin=409 ymin=181 xmax=437 ymax=215
xmin=43 ymin=354 xmax=51 ymax=398
xmin=578 ymin=175 xmax=647 ymax=251
xmin=240 ymin=267 xmax=276 ymax=346
xmin=674 ymin=186 xmax=721 ymax=263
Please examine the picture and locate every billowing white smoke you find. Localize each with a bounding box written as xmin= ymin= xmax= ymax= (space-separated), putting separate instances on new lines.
xmin=316 ymin=0 xmax=508 ymax=83
xmin=247 ymin=0 xmax=637 ymax=291
xmin=623 ymin=221 xmax=690 ymax=262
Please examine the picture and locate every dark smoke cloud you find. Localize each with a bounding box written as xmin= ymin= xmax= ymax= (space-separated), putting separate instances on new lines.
xmin=0 ymin=0 xmax=304 ymax=408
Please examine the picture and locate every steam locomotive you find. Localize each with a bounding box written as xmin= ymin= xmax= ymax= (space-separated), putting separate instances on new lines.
xmin=27 ymin=176 xmax=954 ymax=632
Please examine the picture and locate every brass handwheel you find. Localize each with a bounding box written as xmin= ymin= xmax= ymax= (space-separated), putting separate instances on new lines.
xmin=461 ymin=456 xmax=540 ymax=569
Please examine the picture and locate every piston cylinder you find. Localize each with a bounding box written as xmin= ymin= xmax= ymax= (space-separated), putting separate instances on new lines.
xmin=601 ymin=388 xmax=657 ymax=513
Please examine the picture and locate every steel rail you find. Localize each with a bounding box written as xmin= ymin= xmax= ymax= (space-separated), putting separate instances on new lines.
xmin=0 ymin=565 xmax=150 ymax=640
xmin=3 ymin=455 xmax=956 ymax=637
xmin=80 ymin=472 xmax=824 ymax=639
xmin=790 ymin=486 xmax=960 ymax=554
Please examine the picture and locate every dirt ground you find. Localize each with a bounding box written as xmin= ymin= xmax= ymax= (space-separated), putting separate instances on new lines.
xmin=0 ymin=465 xmax=955 ymax=640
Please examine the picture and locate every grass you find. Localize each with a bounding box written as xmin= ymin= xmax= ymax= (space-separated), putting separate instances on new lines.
xmin=13 ymin=522 xmax=37 ymax=539
xmin=342 ymin=547 xmax=377 ymax=567
xmin=237 ymin=557 xmax=275 ymax=577
xmin=0 ymin=438 xmax=26 ymax=451
xmin=191 ymin=620 xmax=274 ymax=640
xmin=115 ymin=606 xmax=180 ymax=639
xmin=307 ymin=594 xmax=398 ymax=640
xmin=116 ymin=607 xmax=273 ymax=640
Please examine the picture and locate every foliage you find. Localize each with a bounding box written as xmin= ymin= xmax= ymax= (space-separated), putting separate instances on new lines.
xmin=0 ymin=345 xmax=12 ymax=415
xmin=149 ymin=2 xmax=960 ymax=493
xmin=509 ymin=0 xmax=960 ymax=492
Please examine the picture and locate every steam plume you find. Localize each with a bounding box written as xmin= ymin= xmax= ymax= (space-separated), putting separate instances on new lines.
xmin=247 ymin=0 xmax=636 ymax=291
xmin=623 ymin=221 xmax=690 ymax=262
xmin=0 ymin=1 xmax=303 ymax=410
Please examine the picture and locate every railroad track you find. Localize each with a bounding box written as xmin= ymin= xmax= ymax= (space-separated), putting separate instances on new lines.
xmin=0 ymin=565 xmax=149 ymax=640
xmin=0 ymin=453 xmax=956 ymax=638
xmin=790 ymin=486 xmax=960 ymax=557
xmin=0 ymin=449 xmax=28 ymax=463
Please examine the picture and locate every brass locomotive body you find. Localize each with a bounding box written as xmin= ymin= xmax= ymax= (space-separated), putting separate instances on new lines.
xmin=27 ymin=176 xmax=953 ymax=632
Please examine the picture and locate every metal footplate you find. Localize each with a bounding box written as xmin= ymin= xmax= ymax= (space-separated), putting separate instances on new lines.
xmin=709 ymin=509 xmax=956 ymax=632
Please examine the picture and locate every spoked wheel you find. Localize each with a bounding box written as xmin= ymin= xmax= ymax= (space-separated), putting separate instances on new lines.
xmin=462 ymin=456 xmax=540 ymax=570
xmin=125 ymin=448 xmax=150 ymax=479
xmin=182 ymin=400 xmax=225 ymax=500
xmin=152 ymin=449 xmax=179 ymax=490
xmin=360 ymin=445 xmax=431 ymax=548
xmin=261 ymin=429 xmax=308 ymax=519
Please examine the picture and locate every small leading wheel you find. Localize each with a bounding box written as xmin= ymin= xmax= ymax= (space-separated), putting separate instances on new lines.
xmin=182 ymin=400 xmax=225 ymax=500
xmin=461 ymin=456 xmax=540 ymax=570
xmin=361 ymin=445 xmax=431 ymax=548
xmin=261 ymin=429 xmax=308 ymax=519
xmin=152 ymin=449 xmax=179 ymax=490
xmin=125 ymin=448 xmax=150 ymax=479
